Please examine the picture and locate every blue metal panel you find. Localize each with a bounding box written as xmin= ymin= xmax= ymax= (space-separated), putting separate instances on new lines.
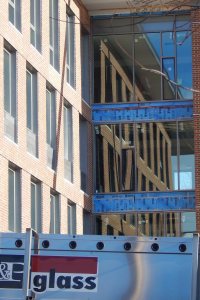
xmin=92 ymin=100 xmax=193 ymax=124
xmin=93 ymin=191 xmax=195 ymax=213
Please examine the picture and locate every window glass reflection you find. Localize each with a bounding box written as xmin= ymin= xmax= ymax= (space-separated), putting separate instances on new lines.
xmin=93 ymin=35 xmax=133 ymax=103
xmin=181 ymin=212 xmax=196 ymax=236
xmin=176 ymin=31 xmax=192 ymax=99
xmin=134 ymin=33 xmax=161 ymax=101
xmin=95 ymin=124 xmax=120 ymax=193
xmin=178 ymin=121 xmax=194 ymax=190
xmin=96 ymin=212 xmax=196 ymax=237
xmin=93 ymin=15 xmax=192 ymax=103
xmin=121 ymin=123 xmax=136 ymax=192
xmin=95 ymin=121 xmax=194 ymax=193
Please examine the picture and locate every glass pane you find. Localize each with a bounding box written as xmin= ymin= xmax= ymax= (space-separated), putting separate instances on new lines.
xmin=93 ymin=17 xmax=133 ymax=35
xmin=135 ymin=16 xmax=175 ymax=32
xmin=162 ymin=58 xmax=176 ymax=100
xmin=93 ymin=35 xmax=133 ymax=103
xmin=166 ymin=212 xmax=180 ymax=237
xmin=4 ymin=50 xmax=10 ymax=113
xmin=15 ymin=0 xmax=21 ymax=31
xmin=162 ymin=32 xmax=175 ymax=57
xmin=26 ymin=72 xmax=32 ymax=130
xmin=176 ymin=31 xmax=192 ymax=99
xmin=95 ymin=124 xmax=120 ymax=193
xmin=55 ymin=197 xmax=60 ymax=233
xmin=134 ymin=33 xmax=161 ymax=101
xmin=136 ymin=122 xmax=177 ymax=192
xmin=50 ymin=195 xmax=55 ymax=233
xmin=9 ymin=4 xmax=15 ymax=24
xmin=30 ymin=0 xmax=35 ymax=26
xmin=178 ymin=121 xmax=194 ymax=190
xmin=31 ymin=28 xmax=35 ymax=46
xmin=181 ymin=212 xmax=196 ymax=236
xmin=162 ymin=122 xmax=177 ymax=191
xmin=46 ymin=90 xmax=51 ymax=145
xmin=31 ymin=183 xmax=36 ymax=230
xmin=121 ymin=124 xmax=135 ymax=192
xmin=8 ymin=169 xmax=15 ymax=231
xmin=138 ymin=213 xmax=164 ymax=236
xmin=99 ymin=214 xmax=137 ymax=235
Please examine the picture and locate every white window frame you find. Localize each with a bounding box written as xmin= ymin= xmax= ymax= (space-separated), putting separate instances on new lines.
xmin=50 ymin=194 xmax=60 ymax=233
xmin=49 ymin=0 xmax=59 ymax=71
xmin=31 ymin=181 xmax=42 ymax=232
xmin=66 ymin=13 xmax=75 ymax=87
xmin=8 ymin=0 xmax=21 ymax=31
xmin=67 ymin=201 xmax=76 ymax=234
xmin=8 ymin=167 xmax=21 ymax=232
xmin=30 ymin=0 xmax=41 ymax=51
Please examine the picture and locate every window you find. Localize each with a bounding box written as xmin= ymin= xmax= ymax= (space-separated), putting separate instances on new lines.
xmin=181 ymin=212 xmax=196 ymax=236
xmin=64 ymin=104 xmax=73 ymax=181
xmin=4 ymin=47 xmax=17 ymax=142
xmin=8 ymin=167 xmax=21 ymax=232
xmin=26 ymin=68 xmax=38 ymax=156
xmin=50 ymin=193 xmax=60 ymax=233
xmin=67 ymin=201 xmax=76 ymax=234
xmin=80 ymin=117 xmax=88 ymax=192
xmin=8 ymin=0 xmax=21 ymax=31
xmin=83 ymin=210 xmax=92 ymax=234
xmin=66 ymin=12 xmax=75 ymax=87
xmin=31 ymin=180 xmax=42 ymax=232
xmin=30 ymin=0 xmax=41 ymax=51
xmin=95 ymin=121 xmax=194 ymax=193
xmin=81 ymin=28 xmax=90 ymax=102
xmin=49 ymin=0 xmax=59 ymax=71
xmin=93 ymin=15 xmax=192 ymax=103
xmin=46 ymin=88 xmax=56 ymax=169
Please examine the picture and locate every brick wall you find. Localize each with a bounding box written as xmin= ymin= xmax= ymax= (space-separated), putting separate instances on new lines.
xmin=0 ymin=0 xmax=92 ymax=234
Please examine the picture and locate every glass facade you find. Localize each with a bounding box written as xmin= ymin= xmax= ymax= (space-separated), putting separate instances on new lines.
xmin=95 ymin=121 xmax=194 ymax=193
xmin=93 ymin=15 xmax=192 ymax=103
xmin=93 ymin=14 xmax=195 ymax=237
xmin=96 ymin=212 xmax=196 ymax=237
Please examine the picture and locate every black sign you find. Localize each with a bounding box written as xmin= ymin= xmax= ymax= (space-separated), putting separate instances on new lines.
xmin=0 ymin=255 xmax=24 ymax=289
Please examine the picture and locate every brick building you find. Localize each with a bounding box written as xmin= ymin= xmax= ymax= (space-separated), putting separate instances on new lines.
xmin=0 ymin=0 xmax=93 ymax=234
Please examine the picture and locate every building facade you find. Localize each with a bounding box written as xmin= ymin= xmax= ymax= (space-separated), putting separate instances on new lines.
xmin=0 ymin=0 xmax=93 ymax=234
xmin=81 ymin=0 xmax=199 ymax=236
xmin=1 ymin=0 xmax=200 ymax=238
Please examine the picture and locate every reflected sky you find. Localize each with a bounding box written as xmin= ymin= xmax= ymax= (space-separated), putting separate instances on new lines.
xmin=93 ymin=15 xmax=192 ymax=102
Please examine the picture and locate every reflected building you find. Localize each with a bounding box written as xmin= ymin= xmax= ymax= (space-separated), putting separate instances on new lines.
xmin=91 ymin=13 xmax=196 ymax=237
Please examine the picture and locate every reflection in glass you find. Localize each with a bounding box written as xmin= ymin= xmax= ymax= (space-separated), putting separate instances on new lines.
xmin=96 ymin=212 xmax=196 ymax=237
xmin=95 ymin=121 xmax=194 ymax=193
xmin=93 ymin=15 xmax=192 ymax=103
xmin=93 ymin=35 xmax=133 ymax=103
xmin=176 ymin=31 xmax=192 ymax=99
xmin=178 ymin=121 xmax=194 ymax=190
xmin=166 ymin=212 xmax=179 ymax=237
xmin=95 ymin=124 xmax=120 ymax=193
xmin=181 ymin=212 xmax=196 ymax=236
xmin=134 ymin=33 xmax=161 ymax=101
xmin=138 ymin=213 xmax=164 ymax=236
xmin=121 ymin=123 xmax=135 ymax=192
